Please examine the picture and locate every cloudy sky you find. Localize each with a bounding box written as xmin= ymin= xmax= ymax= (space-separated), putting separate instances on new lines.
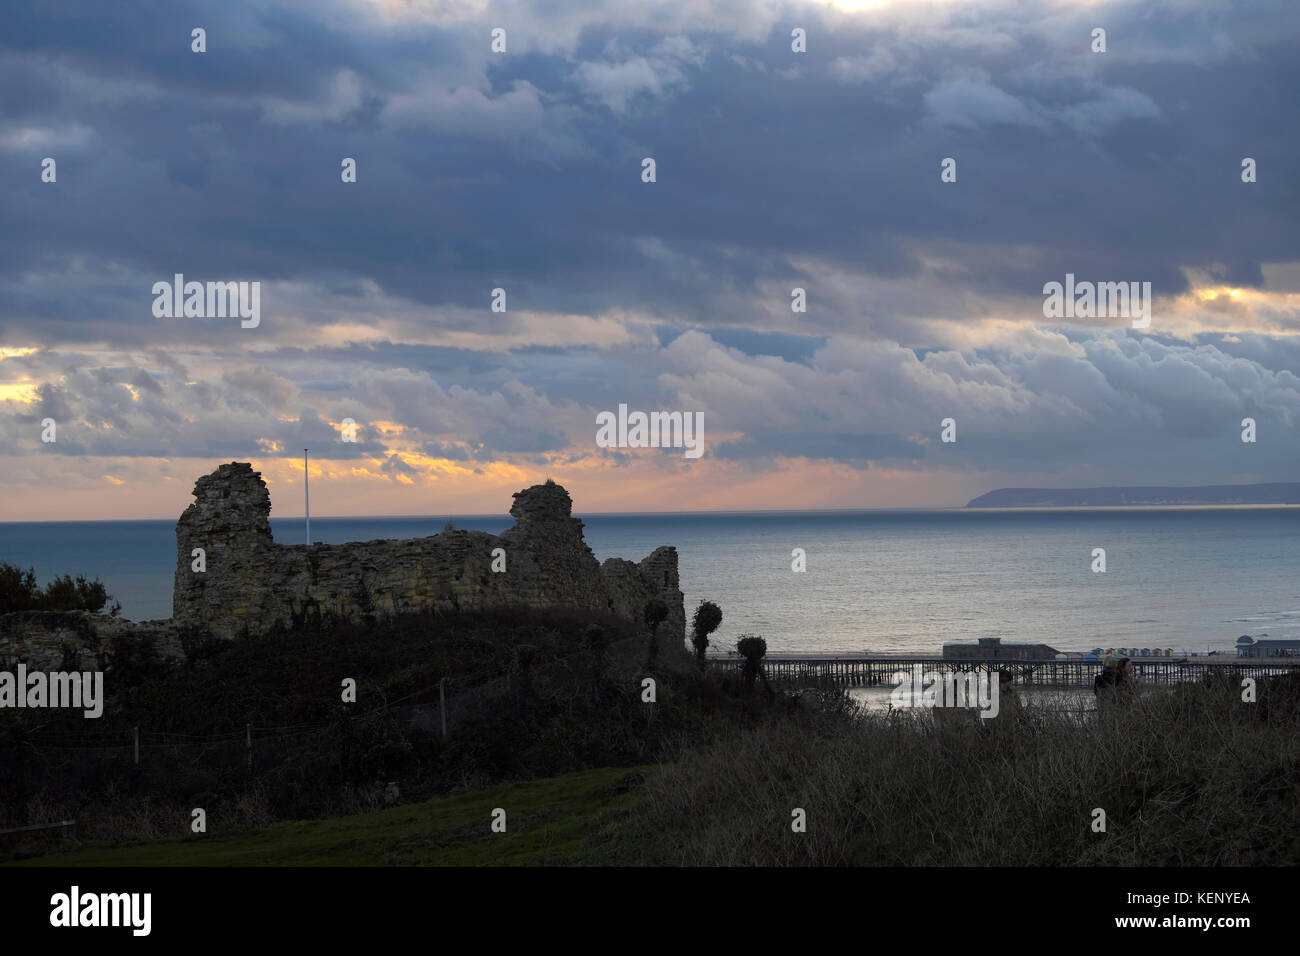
xmin=1 ymin=0 xmax=1297 ymax=520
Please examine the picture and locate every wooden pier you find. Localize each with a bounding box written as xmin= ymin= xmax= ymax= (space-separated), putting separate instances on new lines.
xmin=706 ymin=655 xmax=1300 ymax=689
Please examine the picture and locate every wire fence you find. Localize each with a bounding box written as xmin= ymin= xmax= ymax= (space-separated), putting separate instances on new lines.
xmin=0 ymin=634 xmax=653 ymax=835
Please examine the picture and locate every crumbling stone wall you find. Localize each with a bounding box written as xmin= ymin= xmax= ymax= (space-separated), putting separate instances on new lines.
xmin=0 ymin=611 xmax=183 ymax=672
xmin=173 ymin=463 xmax=687 ymax=659
xmin=1 ymin=464 xmax=688 ymax=671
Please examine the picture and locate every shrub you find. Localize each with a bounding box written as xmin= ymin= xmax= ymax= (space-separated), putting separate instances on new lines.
xmin=0 ymin=562 xmax=119 ymax=615
xmin=691 ymin=600 xmax=723 ymax=671
xmin=736 ymin=634 xmax=768 ymax=691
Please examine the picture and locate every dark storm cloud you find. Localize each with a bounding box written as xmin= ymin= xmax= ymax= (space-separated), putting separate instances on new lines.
xmin=1 ymin=0 xmax=1297 ymax=487
xmin=2 ymin=0 xmax=1296 ymax=339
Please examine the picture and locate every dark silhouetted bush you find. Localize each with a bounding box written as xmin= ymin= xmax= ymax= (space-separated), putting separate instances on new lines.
xmin=691 ymin=600 xmax=723 ymax=671
xmin=0 ymin=562 xmax=119 ymax=615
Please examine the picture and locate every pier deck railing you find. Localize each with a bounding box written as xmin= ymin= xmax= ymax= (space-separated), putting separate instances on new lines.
xmin=705 ymin=655 xmax=1299 ymax=688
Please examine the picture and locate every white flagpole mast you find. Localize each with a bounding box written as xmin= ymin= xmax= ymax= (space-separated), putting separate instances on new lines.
xmin=304 ymin=448 xmax=311 ymax=545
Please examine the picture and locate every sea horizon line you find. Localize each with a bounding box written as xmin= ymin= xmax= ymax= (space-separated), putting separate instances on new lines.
xmin=4 ymin=502 xmax=1300 ymax=525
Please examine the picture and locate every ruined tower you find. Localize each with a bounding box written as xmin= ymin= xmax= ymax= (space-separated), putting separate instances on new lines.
xmin=172 ymin=463 xmax=687 ymax=659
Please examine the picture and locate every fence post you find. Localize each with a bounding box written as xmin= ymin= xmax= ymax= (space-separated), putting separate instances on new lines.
xmin=133 ymin=726 xmax=139 ymax=765
xmin=439 ymin=678 xmax=448 ymax=739
xmin=14 ymin=727 xmax=27 ymax=824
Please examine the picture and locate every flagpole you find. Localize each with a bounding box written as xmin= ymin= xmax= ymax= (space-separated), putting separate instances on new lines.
xmin=304 ymin=448 xmax=311 ymax=546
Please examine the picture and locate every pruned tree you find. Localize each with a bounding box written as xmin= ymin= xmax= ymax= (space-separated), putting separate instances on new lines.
xmin=736 ymin=634 xmax=768 ymax=692
xmin=691 ymin=600 xmax=723 ymax=672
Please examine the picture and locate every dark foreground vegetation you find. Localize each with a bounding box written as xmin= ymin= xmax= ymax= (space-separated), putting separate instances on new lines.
xmin=621 ymin=669 xmax=1300 ymax=865
xmin=1 ymin=604 xmax=814 ymax=859
xmin=11 ymin=767 xmax=647 ymax=866
xmin=3 ymin=599 xmax=1298 ymax=865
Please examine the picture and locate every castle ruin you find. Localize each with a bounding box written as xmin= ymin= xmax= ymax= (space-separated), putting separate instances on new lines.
xmin=1 ymin=463 xmax=688 ymax=670
xmin=173 ymin=462 xmax=686 ymax=647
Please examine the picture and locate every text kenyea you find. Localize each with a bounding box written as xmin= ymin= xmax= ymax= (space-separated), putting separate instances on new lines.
xmin=596 ymin=404 xmax=704 ymax=459
xmin=1042 ymin=273 xmax=1151 ymax=329
xmin=890 ymin=665 xmax=1000 ymax=719
xmin=50 ymin=886 xmax=151 ymax=936
xmin=0 ymin=665 xmax=103 ymax=718
xmin=152 ymin=274 xmax=261 ymax=328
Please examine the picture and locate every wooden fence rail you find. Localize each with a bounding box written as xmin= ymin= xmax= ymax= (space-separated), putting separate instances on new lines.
xmin=0 ymin=820 xmax=77 ymax=839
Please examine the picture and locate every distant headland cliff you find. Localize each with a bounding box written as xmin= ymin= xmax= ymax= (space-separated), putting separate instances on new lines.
xmin=2 ymin=462 xmax=687 ymax=669
xmin=966 ymin=482 xmax=1300 ymax=508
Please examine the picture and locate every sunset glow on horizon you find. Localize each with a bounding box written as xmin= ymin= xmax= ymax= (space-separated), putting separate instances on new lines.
xmin=2 ymin=0 xmax=1296 ymax=521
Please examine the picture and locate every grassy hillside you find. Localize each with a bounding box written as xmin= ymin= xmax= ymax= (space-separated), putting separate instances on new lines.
xmin=9 ymin=767 xmax=650 ymax=867
xmin=6 ymin=602 xmax=1299 ymax=867
xmin=1 ymin=604 xmax=794 ymax=857
xmin=9 ymin=670 xmax=1300 ymax=866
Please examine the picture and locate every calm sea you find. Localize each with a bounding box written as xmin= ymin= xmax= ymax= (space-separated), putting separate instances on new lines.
xmin=1 ymin=508 xmax=1296 ymax=656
